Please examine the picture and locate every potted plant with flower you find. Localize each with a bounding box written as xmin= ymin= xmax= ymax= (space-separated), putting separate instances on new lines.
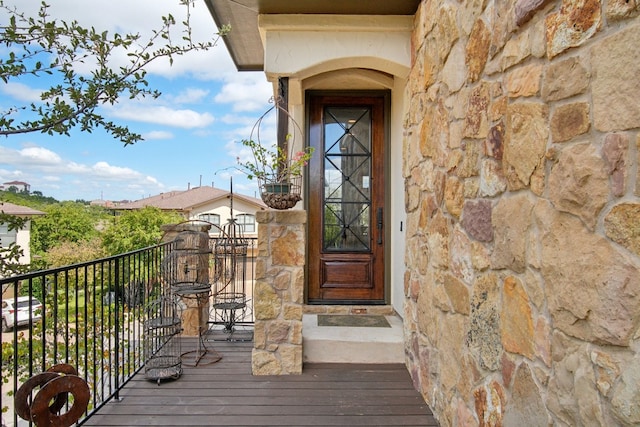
xmin=237 ymin=100 xmax=314 ymax=209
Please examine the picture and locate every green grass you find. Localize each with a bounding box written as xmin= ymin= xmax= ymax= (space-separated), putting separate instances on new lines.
xmin=55 ymin=291 xmax=87 ymax=322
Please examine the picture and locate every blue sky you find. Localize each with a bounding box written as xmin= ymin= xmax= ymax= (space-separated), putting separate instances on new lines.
xmin=0 ymin=0 xmax=275 ymax=202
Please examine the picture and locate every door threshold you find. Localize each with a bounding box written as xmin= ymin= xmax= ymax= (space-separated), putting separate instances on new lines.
xmin=303 ymin=304 xmax=396 ymax=316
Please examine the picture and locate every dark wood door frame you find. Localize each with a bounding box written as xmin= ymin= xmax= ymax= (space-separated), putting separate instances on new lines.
xmin=306 ymin=90 xmax=390 ymax=304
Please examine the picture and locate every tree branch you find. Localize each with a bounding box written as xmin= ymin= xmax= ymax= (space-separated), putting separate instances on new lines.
xmin=0 ymin=0 xmax=228 ymax=144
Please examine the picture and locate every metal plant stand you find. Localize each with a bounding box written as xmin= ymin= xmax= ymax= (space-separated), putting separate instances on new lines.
xmin=159 ymin=222 xmax=224 ymax=368
xmin=173 ymin=284 xmax=221 ymax=366
xmin=144 ymin=295 xmax=182 ymax=385
xmin=209 ymin=183 xmax=253 ymax=342
xmin=212 ymin=292 xmax=247 ymax=333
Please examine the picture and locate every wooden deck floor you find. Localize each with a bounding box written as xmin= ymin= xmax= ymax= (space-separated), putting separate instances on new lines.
xmin=83 ymin=339 xmax=438 ymax=426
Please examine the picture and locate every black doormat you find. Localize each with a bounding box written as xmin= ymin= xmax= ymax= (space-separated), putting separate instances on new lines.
xmin=317 ymin=314 xmax=391 ymax=328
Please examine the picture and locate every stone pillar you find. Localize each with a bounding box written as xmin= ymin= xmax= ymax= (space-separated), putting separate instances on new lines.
xmin=252 ymin=210 xmax=306 ymax=375
xmin=160 ymin=223 xmax=211 ymax=337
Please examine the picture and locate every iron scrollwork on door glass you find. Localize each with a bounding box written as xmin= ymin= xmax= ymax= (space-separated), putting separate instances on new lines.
xmin=323 ymin=107 xmax=372 ymax=252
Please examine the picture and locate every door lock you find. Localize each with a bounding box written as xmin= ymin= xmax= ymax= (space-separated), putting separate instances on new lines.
xmin=376 ymin=207 xmax=383 ymax=245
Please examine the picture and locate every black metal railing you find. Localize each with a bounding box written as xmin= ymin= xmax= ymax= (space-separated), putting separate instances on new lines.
xmin=0 ymin=236 xmax=257 ymax=426
xmin=0 ymin=242 xmax=176 ymax=427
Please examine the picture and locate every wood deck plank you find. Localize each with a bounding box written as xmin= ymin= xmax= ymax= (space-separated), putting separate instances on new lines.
xmin=82 ymin=340 xmax=438 ymax=426
xmin=85 ymin=414 xmax=438 ymax=426
xmin=83 ymin=404 xmax=431 ymax=416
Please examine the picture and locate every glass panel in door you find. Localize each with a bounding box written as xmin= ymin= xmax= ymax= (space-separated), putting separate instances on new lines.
xmin=323 ymin=107 xmax=372 ymax=252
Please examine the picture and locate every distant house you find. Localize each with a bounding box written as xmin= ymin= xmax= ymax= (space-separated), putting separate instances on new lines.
xmin=113 ymin=186 xmax=267 ymax=238
xmin=90 ymin=199 xmax=131 ymax=208
xmin=0 ymin=201 xmax=45 ymax=274
xmin=1 ymin=181 xmax=30 ymax=193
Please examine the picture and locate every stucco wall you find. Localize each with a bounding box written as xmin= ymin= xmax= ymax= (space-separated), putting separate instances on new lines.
xmin=261 ymin=13 xmax=413 ymax=312
xmin=403 ymin=0 xmax=640 ymax=425
xmin=188 ymin=198 xmax=262 ymax=238
xmin=15 ymin=221 xmax=31 ymax=265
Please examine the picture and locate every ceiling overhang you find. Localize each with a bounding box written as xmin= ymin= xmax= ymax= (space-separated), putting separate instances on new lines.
xmin=204 ymin=0 xmax=421 ymax=71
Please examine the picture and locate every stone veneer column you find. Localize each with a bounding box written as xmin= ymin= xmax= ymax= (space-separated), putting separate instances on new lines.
xmin=160 ymin=223 xmax=210 ymax=337
xmin=252 ymin=210 xmax=306 ymax=375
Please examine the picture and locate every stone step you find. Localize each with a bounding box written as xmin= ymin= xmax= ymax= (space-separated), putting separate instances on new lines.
xmin=302 ymin=314 xmax=405 ymax=364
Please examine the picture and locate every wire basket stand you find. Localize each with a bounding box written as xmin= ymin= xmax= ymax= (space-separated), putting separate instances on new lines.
xmin=158 ymin=222 xmax=222 ymax=367
xmin=143 ymin=295 xmax=182 ymax=385
xmin=209 ymin=180 xmax=253 ymax=341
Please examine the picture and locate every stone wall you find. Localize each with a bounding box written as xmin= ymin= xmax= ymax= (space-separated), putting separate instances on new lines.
xmin=252 ymin=210 xmax=306 ymax=375
xmin=403 ymin=0 xmax=640 ymax=425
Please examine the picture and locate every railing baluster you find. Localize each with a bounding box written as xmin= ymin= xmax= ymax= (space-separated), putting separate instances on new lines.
xmin=12 ymin=291 xmax=18 ymax=427
xmin=84 ymin=262 xmax=90 ymax=418
xmin=114 ymin=256 xmax=120 ymax=401
xmin=1 ymin=242 xmax=177 ymax=426
xmin=54 ymin=271 xmax=59 ymax=366
xmin=106 ymin=259 xmax=111 ymax=397
xmin=64 ymin=269 xmax=69 ymax=364
xmin=93 ymin=260 xmax=100 ymax=410
xmin=27 ymin=277 xmax=34 ymax=385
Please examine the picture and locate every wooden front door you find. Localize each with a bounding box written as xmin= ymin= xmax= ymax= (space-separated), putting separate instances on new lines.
xmin=307 ymin=92 xmax=388 ymax=304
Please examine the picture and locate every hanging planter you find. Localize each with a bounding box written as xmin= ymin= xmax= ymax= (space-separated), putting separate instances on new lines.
xmin=263 ymin=182 xmax=291 ymax=194
xmin=236 ymin=97 xmax=314 ymax=210
xmin=260 ymin=175 xmax=302 ymax=210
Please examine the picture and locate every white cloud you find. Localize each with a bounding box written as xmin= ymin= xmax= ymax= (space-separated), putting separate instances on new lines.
xmin=0 ymin=144 xmax=166 ymax=200
xmin=143 ymin=176 xmax=161 ymax=186
xmin=91 ymin=161 xmax=142 ymax=180
xmin=2 ymin=0 xmax=215 ymax=43
xmin=0 ymin=147 xmax=132 ymax=181
xmin=219 ymin=114 xmax=257 ymax=126
xmin=19 ymin=147 xmax=63 ymax=165
xmin=0 ymin=167 xmax=24 ymax=182
xmin=214 ymin=77 xmax=274 ymax=112
xmin=0 ymin=146 xmax=62 ymax=166
xmin=107 ymin=104 xmax=215 ymax=128
xmin=143 ymin=130 xmax=174 ymax=140
xmin=144 ymin=45 xmax=238 ymax=80
xmin=64 ymin=161 xmax=92 ymax=174
xmin=1 ymin=82 xmax=43 ymax=103
xmin=169 ymin=88 xmax=210 ymax=105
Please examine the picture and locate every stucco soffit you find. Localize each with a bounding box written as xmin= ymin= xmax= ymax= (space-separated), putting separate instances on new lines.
xmin=258 ymin=14 xmax=414 ymax=43
xmin=259 ymin=15 xmax=412 ymax=78
xmin=259 ymin=14 xmax=414 ymax=31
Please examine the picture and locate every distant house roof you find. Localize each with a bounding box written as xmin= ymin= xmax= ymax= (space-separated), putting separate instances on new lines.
xmin=3 ymin=181 xmax=30 ymax=186
xmin=0 ymin=201 xmax=45 ymax=217
xmin=114 ymin=186 xmax=266 ymax=213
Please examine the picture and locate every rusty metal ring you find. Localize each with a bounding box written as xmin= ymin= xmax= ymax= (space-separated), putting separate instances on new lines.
xmin=46 ymin=364 xmax=79 ymax=413
xmin=14 ymin=372 xmax=61 ymax=421
xmin=47 ymin=364 xmax=77 ymax=376
xmin=31 ymin=375 xmax=90 ymax=427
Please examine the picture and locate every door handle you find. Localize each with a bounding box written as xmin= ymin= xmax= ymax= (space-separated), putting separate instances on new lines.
xmin=376 ymin=207 xmax=383 ymax=245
